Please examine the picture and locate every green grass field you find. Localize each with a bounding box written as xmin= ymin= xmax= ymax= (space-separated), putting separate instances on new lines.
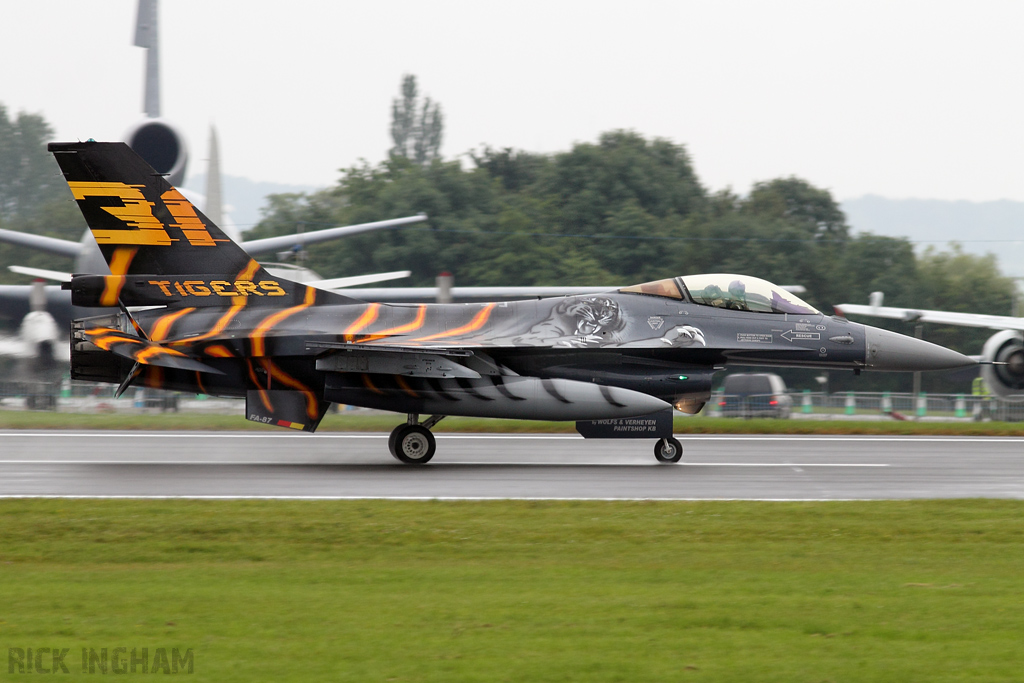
xmin=0 ymin=410 xmax=1022 ymax=435
xmin=2 ymin=499 xmax=1024 ymax=681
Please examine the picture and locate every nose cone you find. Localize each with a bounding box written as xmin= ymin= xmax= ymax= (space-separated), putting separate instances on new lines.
xmin=864 ymin=326 xmax=976 ymax=371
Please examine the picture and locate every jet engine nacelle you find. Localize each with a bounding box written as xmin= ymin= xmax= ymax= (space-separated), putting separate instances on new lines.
xmin=124 ymin=118 xmax=188 ymax=186
xmin=980 ymin=329 xmax=1024 ymax=401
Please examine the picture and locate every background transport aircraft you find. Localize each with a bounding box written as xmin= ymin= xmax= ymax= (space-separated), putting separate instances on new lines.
xmin=51 ymin=141 xmax=976 ymax=464
xmin=835 ymin=292 xmax=1024 ymax=401
xmin=0 ymin=281 xmax=65 ymax=363
xmin=0 ymin=0 xmax=423 ymax=368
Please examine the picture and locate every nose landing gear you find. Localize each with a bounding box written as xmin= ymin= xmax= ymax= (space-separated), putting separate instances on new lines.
xmin=654 ymin=436 xmax=684 ymax=463
xmin=389 ymin=414 xmax=446 ymax=464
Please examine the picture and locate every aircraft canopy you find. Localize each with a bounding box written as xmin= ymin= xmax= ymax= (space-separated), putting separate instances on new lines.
xmin=681 ymin=274 xmax=819 ymax=315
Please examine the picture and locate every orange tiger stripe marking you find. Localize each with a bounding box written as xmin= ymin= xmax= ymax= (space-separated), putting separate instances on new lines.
xmin=99 ymin=276 xmax=127 ymax=307
xmin=145 ymin=366 xmax=164 ymax=389
xmin=98 ymin=248 xmax=137 ymax=306
xmin=149 ymin=307 xmax=195 ymax=341
xmin=395 ymin=375 xmax=419 ymax=398
xmin=91 ymin=335 xmax=143 ymax=351
xmin=246 ymin=360 xmax=272 ymax=411
xmin=170 ymin=299 xmax=247 ymax=346
xmin=361 ymin=374 xmax=384 ymax=395
xmin=343 ymin=303 xmax=380 ymax=342
xmin=135 ymin=345 xmax=188 ymax=363
xmin=360 ymin=305 xmax=426 ymax=342
xmin=108 ymin=247 xmax=138 ymax=276
xmin=204 ymin=345 xmax=234 ymax=358
xmin=411 ymin=304 xmax=495 ymax=342
xmin=236 ymin=259 xmax=261 ymax=281
xmin=250 ymin=286 xmax=317 ymax=356
xmin=261 ymin=359 xmax=320 ymax=421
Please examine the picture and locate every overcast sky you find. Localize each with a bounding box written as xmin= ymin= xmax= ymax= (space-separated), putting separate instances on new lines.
xmin=3 ymin=1 xmax=1023 ymax=202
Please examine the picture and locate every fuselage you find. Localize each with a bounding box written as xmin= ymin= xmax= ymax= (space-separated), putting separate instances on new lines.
xmin=71 ymin=275 xmax=973 ymax=425
xmin=72 ymin=290 xmax=870 ymax=416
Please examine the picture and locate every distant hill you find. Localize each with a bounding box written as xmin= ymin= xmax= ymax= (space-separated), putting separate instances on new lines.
xmin=184 ymin=174 xmax=321 ymax=236
xmin=841 ymin=195 xmax=1024 ymax=278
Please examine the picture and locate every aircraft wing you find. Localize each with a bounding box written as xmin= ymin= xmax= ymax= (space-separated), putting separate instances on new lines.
xmin=9 ymin=266 xmax=74 ymax=283
xmin=0 ymin=228 xmax=81 ymax=258
xmin=835 ymin=303 xmax=1024 ymax=331
xmin=241 ymin=215 xmax=427 ymax=257
xmin=310 ymin=271 xmax=411 ymax=290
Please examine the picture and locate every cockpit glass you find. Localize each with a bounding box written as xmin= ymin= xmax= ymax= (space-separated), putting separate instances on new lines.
xmin=680 ymin=274 xmax=819 ymax=315
xmin=617 ymin=278 xmax=683 ymax=300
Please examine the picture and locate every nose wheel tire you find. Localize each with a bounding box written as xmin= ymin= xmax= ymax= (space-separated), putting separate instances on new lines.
xmin=654 ymin=437 xmax=683 ymax=464
xmin=391 ymin=424 xmax=436 ymax=464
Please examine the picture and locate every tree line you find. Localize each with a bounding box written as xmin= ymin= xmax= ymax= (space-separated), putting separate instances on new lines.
xmin=0 ymin=103 xmax=89 ymax=299
xmin=251 ymin=130 xmax=1014 ymax=350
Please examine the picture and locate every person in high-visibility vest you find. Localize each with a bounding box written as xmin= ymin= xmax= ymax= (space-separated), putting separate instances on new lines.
xmin=972 ymin=376 xmax=992 ymax=420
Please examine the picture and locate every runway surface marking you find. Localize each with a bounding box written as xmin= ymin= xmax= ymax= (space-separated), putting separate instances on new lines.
xmin=0 ymin=432 xmax=1021 ymax=443
xmin=0 ymin=495 xmax=869 ymax=501
xmin=0 ymin=460 xmax=890 ymax=467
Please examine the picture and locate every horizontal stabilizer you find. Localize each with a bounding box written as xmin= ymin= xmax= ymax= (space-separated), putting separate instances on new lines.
xmin=80 ymin=327 xmax=224 ymax=374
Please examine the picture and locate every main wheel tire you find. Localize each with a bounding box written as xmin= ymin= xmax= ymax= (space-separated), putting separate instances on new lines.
xmin=654 ymin=437 xmax=683 ymax=464
xmin=387 ymin=425 xmax=404 ymax=460
xmin=394 ymin=424 xmax=436 ymax=464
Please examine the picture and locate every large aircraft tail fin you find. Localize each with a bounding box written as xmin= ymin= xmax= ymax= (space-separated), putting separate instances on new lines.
xmin=49 ymin=141 xmax=347 ymax=308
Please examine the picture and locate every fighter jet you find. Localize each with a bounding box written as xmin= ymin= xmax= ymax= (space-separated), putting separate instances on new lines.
xmin=50 ymin=142 xmax=976 ymax=463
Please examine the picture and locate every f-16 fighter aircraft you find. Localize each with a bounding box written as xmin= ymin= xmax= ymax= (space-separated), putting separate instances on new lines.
xmin=50 ymin=142 xmax=976 ymax=464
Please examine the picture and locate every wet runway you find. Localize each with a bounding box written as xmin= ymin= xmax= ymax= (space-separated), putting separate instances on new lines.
xmin=0 ymin=431 xmax=1022 ymax=500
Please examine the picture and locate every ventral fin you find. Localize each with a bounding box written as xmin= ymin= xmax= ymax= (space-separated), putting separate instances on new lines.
xmin=246 ymin=389 xmax=329 ymax=433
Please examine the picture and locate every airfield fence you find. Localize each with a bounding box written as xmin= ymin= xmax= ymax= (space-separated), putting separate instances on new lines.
xmin=0 ymin=380 xmax=1022 ymax=422
xmin=709 ymin=390 xmax=1024 ymax=422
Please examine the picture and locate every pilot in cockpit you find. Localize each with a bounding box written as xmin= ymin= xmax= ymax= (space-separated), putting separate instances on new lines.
xmin=727 ymin=280 xmax=747 ymax=310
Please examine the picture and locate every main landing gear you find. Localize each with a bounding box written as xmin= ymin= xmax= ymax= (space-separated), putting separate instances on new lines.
xmin=387 ymin=414 xmax=682 ymax=465
xmin=654 ymin=436 xmax=684 ymax=464
xmin=388 ymin=414 xmax=446 ymax=464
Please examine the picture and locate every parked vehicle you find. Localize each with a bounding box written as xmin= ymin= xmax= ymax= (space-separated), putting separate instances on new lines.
xmin=719 ymin=373 xmax=792 ymax=418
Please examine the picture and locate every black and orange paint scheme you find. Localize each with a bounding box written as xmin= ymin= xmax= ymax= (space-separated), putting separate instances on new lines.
xmin=50 ymin=142 xmax=975 ymax=463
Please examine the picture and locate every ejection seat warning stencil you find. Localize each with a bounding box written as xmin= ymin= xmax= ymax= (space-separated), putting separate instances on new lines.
xmin=576 ymin=409 xmax=673 ymax=439
xmin=781 ymin=330 xmax=821 ymax=342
